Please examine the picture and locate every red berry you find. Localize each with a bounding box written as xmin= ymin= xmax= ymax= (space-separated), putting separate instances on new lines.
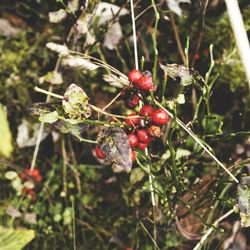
xmin=95 ymin=146 xmax=106 ymax=159
xmin=137 ymin=141 xmax=148 ymax=150
xmin=131 ymin=150 xmax=136 ymax=161
xmin=128 ymin=69 xmax=142 ymax=83
xmin=139 ymin=105 xmax=154 ymax=117
xmin=136 ymin=75 xmax=154 ymax=91
xmin=152 ymin=109 xmax=169 ymax=125
xmin=194 ymin=53 xmax=200 ymax=60
xmin=125 ymin=113 xmax=140 ymax=127
xmin=136 ymin=129 xmax=152 ymax=143
xmin=24 ymin=188 xmax=36 ymax=201
xmin=127 ymin=134 xmax=139 ymax=147
xmin=147 ymin=125 xmax=161 ymax=138
xmin=31 ymin=169 xmax=40 ymax=177
xmin=126 ymin=93 xmax=140 ymax=108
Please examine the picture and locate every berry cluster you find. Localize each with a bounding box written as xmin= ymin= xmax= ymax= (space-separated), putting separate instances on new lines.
xmin=125 ymin=105 xmax=169 ymax=155
xmin=19 ymin=168 xmax=42 ymax=201
xmin=95 ymin=69 xmax=169 ymax=164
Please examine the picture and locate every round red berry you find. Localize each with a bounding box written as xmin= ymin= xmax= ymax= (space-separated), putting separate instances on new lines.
xmin=31 ymin=169 xmax=40 ymax=177
xmin=136 ymin=129 xmax=152 ymax=143
xmin=131 ymin=150 xmax=136 ymax=161
xmin=127 ymin=134 xmax=139 ymax=147
xmin=126 ymin=93 xmax=140 ymax=108
xmin=139 ymin=105 xmax=154 ymax=117
xmin=147 ymin=125 xmax=161 ymax=138
xmin=128 ymin=69 xmax=142 ymax=84
xmin=95 ymin=146 xmax=106 ymax=159
xmin=137 ymin=141 xmax=148 ymax=150
xmin=152 ymin=109 xmax=169 ymax=125
xmin=136 ymin=75 xmax=154 ymax=91
xmin=125 ymin=113 xmax=140 ymax=127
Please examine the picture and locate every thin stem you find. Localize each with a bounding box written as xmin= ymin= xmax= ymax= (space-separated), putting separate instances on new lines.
xmin=169 ymin=12 xmax=186 ymax=64
xmin=130 ymin=0 xmax=139 ymax=70
xmin=151 ymin=0 xmax=159 ymax=81
xmin=193 ymin=209 xmax=234 ymax=250
xmin=102 ymin=92 xmax=122 ymax=111
xmin=154 ymin=100 xmax=238 ymax=183
xmin=34 ymin=86 xmax=140 ymax=120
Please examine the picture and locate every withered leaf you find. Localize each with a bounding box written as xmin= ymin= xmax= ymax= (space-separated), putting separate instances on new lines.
xmin=160 ymin=63 xmax=205 ymax=86
xmin=237 ymin=176 xmax=250 ymax=227
xmin=62 ymin=84 xmax=91 ymax=121
xmin=97 ymin=127 xmax=132 ymax=173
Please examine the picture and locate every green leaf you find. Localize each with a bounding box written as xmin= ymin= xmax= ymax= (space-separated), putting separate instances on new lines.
xmin=0 ymin=104 xmax=13 ymax=158
xmin=97 ymin=127 xmax=132 ymax=173
xmin=237 ymin=177 xmax=250 ymax=227
xmin=130 ymin=168 xmax=145 ymax=185
xmin=62 ymin=84 xmax=91 ymax=121
xmin=39 ymin=111 xmax=58 ymax=123
xmin=202 ymin=114 xmax=223 ymax=134
xmin=160 ymin=63 xmax=205 ymax=86
xmin=0 ymin=227 xmax=35 ymax=250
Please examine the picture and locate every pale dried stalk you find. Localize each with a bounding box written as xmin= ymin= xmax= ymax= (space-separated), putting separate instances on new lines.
xmin=193 ymin=209 xmax=234 ymax=250
xmin=130 ymin=0 xmax=156 ymax=207
xmin=225 ymin=0 xmax=250 ymax=90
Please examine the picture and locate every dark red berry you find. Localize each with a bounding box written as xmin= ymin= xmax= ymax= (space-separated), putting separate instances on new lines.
xmin=128 ymin=69 xmax=142 ymax=84
xmin=95 ymin=146 xmax=106 ymax=159
xmin=139 ymin=105 xmax=154 ymax=117
xmin=127 ymin=134 xmax=139 ymax=147
xmin=137 ymin=141 xmax=148 ymax=150
xmin=24 ymin=188 xmax=36 ymax=201
xmin=131 ymin=150 xmax=136 ymax=161
xmin=126 ymin=93 xmax=140 ymax=108
xmin=147 ymin=125 xmax=161 ymax=138
xmin=152 ymin=109 xmax=169 ymax=125
xmin=136 ymin=75 xmax=154 ymax=91
xmin=125 ymin=113 xmax=140 ymax=127
xmin=136 ymin=129 xmax=152 ymax=143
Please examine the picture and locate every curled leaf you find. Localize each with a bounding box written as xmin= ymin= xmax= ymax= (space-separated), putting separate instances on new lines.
xmin=237 ymin=177 xmax=250 ymax=227
xmin=62 ymin=84 xmax=91 ymax=121
xmin=103 ymin=74 xmax=129 ymax=88
xmin=160 ymin=63 xmax=205 ymax=86
xmin=97 ymin=127 xmax=132 ymax=173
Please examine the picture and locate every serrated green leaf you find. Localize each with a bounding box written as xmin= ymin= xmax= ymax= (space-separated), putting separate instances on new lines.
xmin=0 ymin=227 xmax=35 ymax=250
xmin=0 ymin=104 xmax=13 ymax=158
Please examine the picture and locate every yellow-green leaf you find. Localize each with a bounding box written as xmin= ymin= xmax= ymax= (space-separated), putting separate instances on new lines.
xmin=0 ymin=227 xmax=35 ymax=250
xmin=0 ymin=104 xmax=13 ymax=158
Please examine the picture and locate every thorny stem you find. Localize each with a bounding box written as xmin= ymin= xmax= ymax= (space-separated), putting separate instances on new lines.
xmin=154 ymin=100 xmax=238 ymax=183
xmin=130 ymin=0 xmax=157 ymax=247
xmin=193 ymin=209 xmax=234 ymax=250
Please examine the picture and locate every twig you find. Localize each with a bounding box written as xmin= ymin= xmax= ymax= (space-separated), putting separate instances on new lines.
xmin=169 ymin=12 xmax=186 ymax=64
xmin=225 ymin=0 xmax=250 ymax=90
xmin=34 ymin=86 xmax=141 ymax=120
xmin=190 ymin=0 xmax=209 ymax=67
xmin=154 ymin=100 xmax=239 ymax=183
xmin=102 ymin=92 xmax=122 ymax=111
xmin=193 ymin=209 xmax=234 ymax=250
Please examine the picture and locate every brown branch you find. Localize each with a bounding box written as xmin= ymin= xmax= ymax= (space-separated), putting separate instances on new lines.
xmin=169 ymin=12 xmax=186 ymax=64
